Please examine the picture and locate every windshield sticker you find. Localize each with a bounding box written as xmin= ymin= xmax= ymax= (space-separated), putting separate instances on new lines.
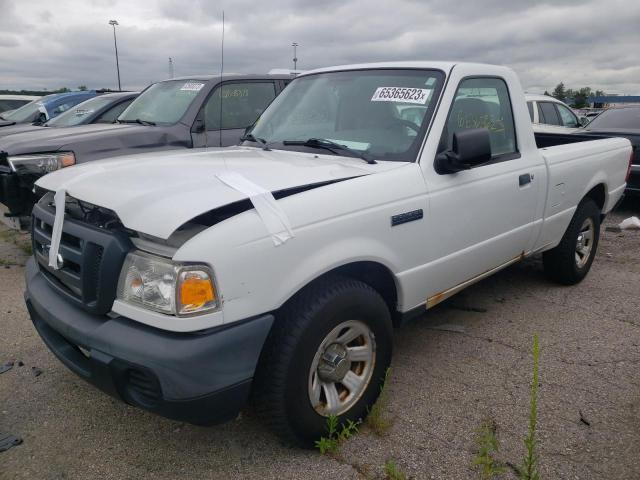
xmin=326 ymin=139 xmax=371 ymax=151
xmin=371 ymin=87 xmax=431 ymax=105
xmin=180 ymin=82 xmax=205 ymax=92
xmin=74 ymin=109 xmax=92 ymax=116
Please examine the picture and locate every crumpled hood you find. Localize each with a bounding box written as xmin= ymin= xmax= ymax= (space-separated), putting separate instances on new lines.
xmin=36 ymin=146 xmax=404 ymax=239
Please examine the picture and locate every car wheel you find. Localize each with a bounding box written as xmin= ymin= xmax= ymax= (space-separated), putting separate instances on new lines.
xmin=253 ymin=275 xmax=393 ymax=447
xmin=543 ymin=199 xmax=601 ymax=285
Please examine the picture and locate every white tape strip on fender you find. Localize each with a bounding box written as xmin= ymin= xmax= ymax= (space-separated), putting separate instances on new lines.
xmin=216 ymin=171 xmax=294 ymax=246
xmin=48 ymin=189 xmax=66 ymax=269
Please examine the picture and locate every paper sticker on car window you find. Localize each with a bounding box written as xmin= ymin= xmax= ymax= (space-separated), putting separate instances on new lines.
xmin=180 ymin=82 xmax=205 ymax=92
xmin=371 ymin=87 xmax=431 ymax=105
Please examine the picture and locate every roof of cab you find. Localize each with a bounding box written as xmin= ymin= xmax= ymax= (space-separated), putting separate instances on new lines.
xmin=162 ymin=73 xmax=295 ymax=83
xmin=300 ymin=61 xmax=458 ymax=77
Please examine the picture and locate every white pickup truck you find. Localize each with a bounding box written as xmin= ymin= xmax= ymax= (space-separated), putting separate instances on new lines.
xmin=25 ymin=62 xmax=632 ymax=447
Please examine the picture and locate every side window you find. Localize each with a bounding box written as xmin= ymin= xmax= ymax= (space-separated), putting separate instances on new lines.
xmin=539 ymin=102 xmax=561 ymax=126
xmin=444 ymin=77 xmax=517 ymax=157
xmin=52 ymin=101 xmax=75 ymax=116
xmin=94 ymin=99 xmax=134 ymax=123
xmin=203 ymin=82 xmax=276 ymax=130
xmin=527 ymin=102 xmax=534 ymax=122
xmin=556 ymin=104 xmax=578 ymax=128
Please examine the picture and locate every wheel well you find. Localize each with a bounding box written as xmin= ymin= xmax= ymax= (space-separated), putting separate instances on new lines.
xmin=315 ymin=261 xmax=399 ymax=317
xmin=584 ymin=183 xmax=606 ymax=212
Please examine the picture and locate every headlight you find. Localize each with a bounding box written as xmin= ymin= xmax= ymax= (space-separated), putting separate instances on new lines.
xmin=116 ymin=251 xmax=218 ymax=316
xmin=7 ymin=152 xmax=75 ymax=175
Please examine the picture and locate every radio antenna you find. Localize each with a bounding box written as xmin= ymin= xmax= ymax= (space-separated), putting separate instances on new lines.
xmin=218 ymin=11 xmax=225 ymax=147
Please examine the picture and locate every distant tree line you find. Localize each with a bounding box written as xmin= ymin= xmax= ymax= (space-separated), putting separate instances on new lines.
xmin=0 ymin=85 xmax=117 ymax=96
xmin=543 ymin=82 xmax=605 ymax=109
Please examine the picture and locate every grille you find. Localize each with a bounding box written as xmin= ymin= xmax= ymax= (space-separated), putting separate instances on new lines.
xmin=32 ymin=193 xmax=132 ymax=315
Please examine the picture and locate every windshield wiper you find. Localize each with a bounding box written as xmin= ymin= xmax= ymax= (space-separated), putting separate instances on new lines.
xmin=240 ymin=133 xmax=271 ymax=151
xmin=282 ymin=138 xmax=376 ymax=164
xmin=118 ymin=118 xmax=156 ymax=126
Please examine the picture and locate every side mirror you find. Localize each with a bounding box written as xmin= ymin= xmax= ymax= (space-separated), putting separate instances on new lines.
xmin=435 ymin=128 xmax=492 ymax=174
xmin=31 ymin=112 xmax=45 ymax=126
xmin=579 ymin=117 xmax=589 ymax=127
xmin=191 ymin=117 xmax=205 ymax=133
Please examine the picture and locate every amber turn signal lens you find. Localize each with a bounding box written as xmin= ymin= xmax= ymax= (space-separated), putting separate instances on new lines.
xmin=60 ymin=153 xmax=76 ymax=168
xmin=178 ymin=270 xmax=216 ymax=314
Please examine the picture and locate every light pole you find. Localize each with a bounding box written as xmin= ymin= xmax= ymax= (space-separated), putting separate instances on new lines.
xmin=108 ymin=20 xmax=121 ymax=91
xmin=292 ymin=42 xmax=298 ymax=72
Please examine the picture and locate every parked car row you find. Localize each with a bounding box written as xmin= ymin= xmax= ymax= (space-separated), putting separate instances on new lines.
xmin=0 ymin=74 xmax=291 ymax=226
xmin=0 ymin=91 xmax=98 ymax=127
xmin=12 ymin=61 xmax=635 ymax=447
xmin=0 ymin=94 xmax=41 ymax=115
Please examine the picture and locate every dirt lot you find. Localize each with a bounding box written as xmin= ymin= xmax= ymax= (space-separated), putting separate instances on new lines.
xmin=1 ymin=200 xmax=639 ymax=480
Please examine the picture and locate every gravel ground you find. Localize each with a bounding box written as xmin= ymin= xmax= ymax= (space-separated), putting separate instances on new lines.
xmin=1 ymin=199 xmax=639 ymax=479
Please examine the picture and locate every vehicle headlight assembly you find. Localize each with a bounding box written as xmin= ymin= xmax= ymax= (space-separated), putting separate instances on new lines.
xmin=7 ymin=152 xmax=75 ymax=175
xmin=116 ymin=251 xmax=219 ymax=316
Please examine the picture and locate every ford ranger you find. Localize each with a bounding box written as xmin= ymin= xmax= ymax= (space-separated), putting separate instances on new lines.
xmin=24 ymin=62 xmax=633 ymax=447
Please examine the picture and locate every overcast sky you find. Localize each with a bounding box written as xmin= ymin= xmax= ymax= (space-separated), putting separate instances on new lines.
xmin=1 ymin=0 xmax=639 ymax=94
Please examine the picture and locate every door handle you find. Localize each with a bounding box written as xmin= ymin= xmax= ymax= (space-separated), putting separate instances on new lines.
xmin=519 ymin=173 xmax=533 ymax=186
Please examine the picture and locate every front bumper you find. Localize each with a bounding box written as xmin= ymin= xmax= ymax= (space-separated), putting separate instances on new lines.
xmin=25 ymin=258 xmax=274 ymax=425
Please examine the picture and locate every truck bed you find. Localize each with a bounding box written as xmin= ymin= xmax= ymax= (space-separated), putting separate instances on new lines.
xmin=534 ymin=131 xmax=612 ymax=149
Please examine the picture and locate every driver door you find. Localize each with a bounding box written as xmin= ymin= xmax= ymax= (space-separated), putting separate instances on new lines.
xmin=192 ymin=81 xmax=278 ymax=147
xmin=420 ymin=76 xmax=543 ymax=301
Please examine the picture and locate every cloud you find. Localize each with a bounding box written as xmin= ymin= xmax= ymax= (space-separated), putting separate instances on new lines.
xmin=1 ymin=0 xmax=639 ymax=94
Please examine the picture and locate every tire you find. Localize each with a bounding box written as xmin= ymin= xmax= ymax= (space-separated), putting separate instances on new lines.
xmin=253 ymin=275 xmax=393 ymax=447
xmin=543 ymin=199 xmax=601 ymax=285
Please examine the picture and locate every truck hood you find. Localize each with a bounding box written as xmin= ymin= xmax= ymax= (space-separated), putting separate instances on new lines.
xmin=0 ymin=123 xmax=43 ymax=139
xmin=36 ymin=146 xmax=405 ymax=239
xmin=0 ymin=123 xmax=149 ymax=155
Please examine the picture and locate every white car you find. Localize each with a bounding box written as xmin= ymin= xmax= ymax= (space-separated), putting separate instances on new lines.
xmin=526 ymin=94 xmax=586 ymax=133
xmin=26 ymin=62 xmax=632 ymax=446
xmin=0 ymin=95 xmax=40 ymax=114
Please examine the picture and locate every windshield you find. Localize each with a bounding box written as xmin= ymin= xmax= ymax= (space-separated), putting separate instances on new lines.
xmin=46 ymin=96 xmax=113 ymax=127
xmin=2 ymin=97 xmax=51 ymax=123
xmin=586 ymin=107 xmax=640 ymax=130
xmin=248 ymin=69 xmax=444 ymax=162
xmin=118 ymin=79 xmax=205 ymax=125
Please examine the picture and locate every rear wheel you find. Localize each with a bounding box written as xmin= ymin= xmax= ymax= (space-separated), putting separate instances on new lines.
xmin=253 ymin=275 xmax=393 ymax=447
xmin=543 ymin=199 xmax=600 ymax=285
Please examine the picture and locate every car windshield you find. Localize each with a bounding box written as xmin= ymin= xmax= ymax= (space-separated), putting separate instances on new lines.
xmin=248 ymin=69 xmax=444 ymax=162
xmin=2 ymin=97 xmax=51 ymax=123
xmin=46 ymin=96 xmax=113 ymax=127
xmin=586 ymin=108 xmax=640 ymax=130
xmin=118 ymin=79 xmax=205 ymax=125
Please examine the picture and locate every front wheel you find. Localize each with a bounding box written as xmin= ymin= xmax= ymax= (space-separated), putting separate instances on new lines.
xmin=253 ymin=275 xmax=393 ymax=447
xmin=543 ymin=199 xmax=601 ymax=285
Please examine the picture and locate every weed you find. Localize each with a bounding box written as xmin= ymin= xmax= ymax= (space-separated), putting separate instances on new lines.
xmin=472 ymin=419 xmax=506 ymax=479
xmin=315 ymin=414 xmax=359 ymax=455
xmin=518 ymin=334 xmax=541 ymax=480
xmin=384 ymin=460 xmax=406 ymax=480
xmin=366 ymin=367 xmax=393 ymax=435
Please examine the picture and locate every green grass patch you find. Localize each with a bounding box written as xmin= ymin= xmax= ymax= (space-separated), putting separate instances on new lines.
xmin=315 ymin=414 xmax=359 ymax=455
xmin=384 ymin=460 xmax=407 ymax=480
xmin=472 ymin=418 xmax=506 ymax=479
